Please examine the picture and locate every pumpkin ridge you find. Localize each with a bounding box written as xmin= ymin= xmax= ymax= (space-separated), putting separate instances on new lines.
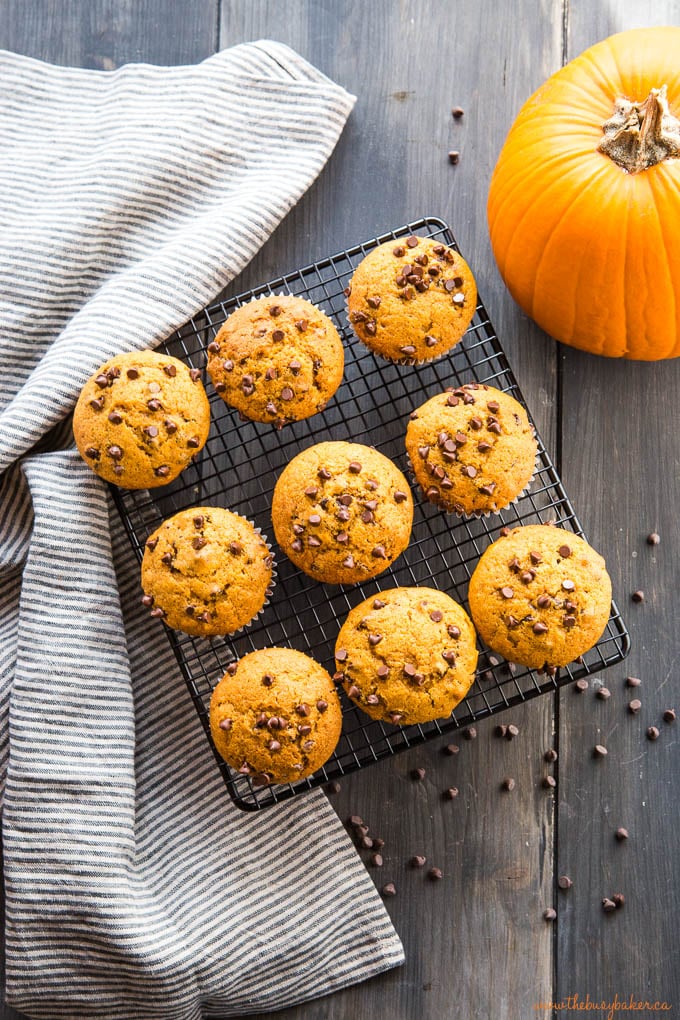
xmin=644 ymin=175 xmax=678 ymax=359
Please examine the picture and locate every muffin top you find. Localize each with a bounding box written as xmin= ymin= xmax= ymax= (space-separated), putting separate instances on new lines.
xmin=468 ymin=524 xmax=612 ymax=669
xmin=335 ymin=587 xmax=478 ymax=725
xmin=209 ymin=647 xmax=343 ymax=784
xmin=206 ymin=294 xmax=344 ymax=426
xmin=73 ymin=350 xmax=210 ymax=488
xmin=141 ymin=506 xmax=274 ymax=637
xmin=271 ymin=441 xmax=413 ymax=585
xmin=406 ymin=383 xmax=537 ymax=515
xmin=346 ymin=235 xmax=477 ymax=363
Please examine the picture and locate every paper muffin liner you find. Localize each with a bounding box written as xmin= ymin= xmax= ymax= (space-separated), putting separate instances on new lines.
xmin=405 ymin=445 xmax=540 ymax=521
xmin=207 ymin=292 xmax=341 ymax=428
xmin=345 ymin=302 xmax=469 ymax=367
xmin=143 ymin=506 xmax=277 ymax=640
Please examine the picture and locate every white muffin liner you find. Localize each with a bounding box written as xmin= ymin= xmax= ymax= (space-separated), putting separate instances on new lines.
xmin=345 ymin=302 xmax=468 ymax=367
xmin=143 ymin=506 xmax=277 ymax=639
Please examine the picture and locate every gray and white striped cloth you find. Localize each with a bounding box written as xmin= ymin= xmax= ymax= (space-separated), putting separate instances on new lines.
xmin=0 ymin=43 xmax=404 ymax=1019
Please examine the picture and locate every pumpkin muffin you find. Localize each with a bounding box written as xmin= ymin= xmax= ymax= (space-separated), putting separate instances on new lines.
xmin=468 ymin=524 xmax=612 ymax=669
xmin=73 ymin=350 xmax=210 ymax=488
xmin=335 ymin=587 xmax=478 ymax=725
xmin=346 ymin=235 xmax=477 ymax=363
xmin=406 ymin=383 xmax=537 ymax=515
xmin=209 ymin=647 xmax=343 ymax=785
xmin=271 ymin=441 xmax=413 ymax=585
xmin=206 ymin=294 xmax=344 ymax=427
xmin=141 ymin=506 xmax=274 ymax=637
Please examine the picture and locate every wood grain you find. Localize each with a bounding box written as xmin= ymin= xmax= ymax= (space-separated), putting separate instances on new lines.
xmin=555 ymin=1 xmax=680 ymax=1013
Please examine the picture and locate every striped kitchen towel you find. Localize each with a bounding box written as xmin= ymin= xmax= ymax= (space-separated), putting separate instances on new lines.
xmin=0 ymin=43 xmax=404 ymax=1020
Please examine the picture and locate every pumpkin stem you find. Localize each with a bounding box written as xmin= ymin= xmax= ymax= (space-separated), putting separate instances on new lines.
xmin=598 ymin=85 xmax=680 ymax=172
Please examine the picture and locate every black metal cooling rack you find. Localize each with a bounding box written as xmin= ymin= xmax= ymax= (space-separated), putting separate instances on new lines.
xmin=112 ymin=216 xmax=630 ymax=811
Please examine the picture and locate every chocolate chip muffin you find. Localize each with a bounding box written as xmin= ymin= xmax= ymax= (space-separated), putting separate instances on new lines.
xmin=335 ymin=587 xmax=478 ymax=725
xmin=73 ymin=350 xmax=210 ymax=488
xmin=406 ymin=383 xmax=537 ymax=515
xmin=141 ymin=506 xmax=274 ymax=637
xmin=468 ymin=525 xmax=612 ymax=669
xmin=206 ymin=294 xmax=344 ymax=427
xmin=271 ymin=441 xmax=413 ymax=585
xmin=346 ymin=235 xmax=477 ymax=363
xmin=209 ymin=647 xmax=343 ymax=784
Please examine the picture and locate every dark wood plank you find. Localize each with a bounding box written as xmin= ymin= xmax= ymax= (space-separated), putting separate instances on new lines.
xmin=557 ymin=0 xmax=680 ymax=1013
xmin=219 ymin=3 xmax=564 ymax=1017
xmin=0 ymin=4 xmax=217 ymax=1019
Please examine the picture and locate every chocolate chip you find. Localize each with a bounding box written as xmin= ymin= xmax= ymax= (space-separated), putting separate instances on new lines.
xmin=126 ymin=368 xmax=139 ymax=379
xmin=145 ymin=537 xmax=158 ymax=551
xmin=632 ymin=590 xmax=644 ymax=603
xmin=663 ymin=708 xmax=676 ymax=723
xmin=593 ymin=744 xmax=608 ymax=758
xmin=626 ymin=676 xmax=641 ymax=688
xmin=187 ymin=436 xmax=201 ymax=448
xmin=533 ymin=622 xmax=549 ymax=635
xmin=561 ymin=579 xmax=575 ymax=592
xmin=94 ymin=373 xmax=109 ymax=388
xmin=425 ymin=334 xmax=438 ymax=347
xmin=368 ymin=633 xmax=383 ymax=647
xmin=219 ymin=718 xmax=232 ymax=732
xmin=399 ymin=345 xmax=416 ymax=356
xmin=143 ymin=425 xmax=159 ymax=439
xmin=84 ymin=446 xmax=100 ymax=459
xmin=462 ymin=464 xmax=477 ymax=478
xmin=558 ymin=544 xmax=571 ymax=558
xmin=164 ymin=419 xmax=178 ymax=434
xmin=602 ymin=898 xmax=617 ymax=913
xmin=361 ymin=510 xmax=374 ymax=524
xmin=536 ymin=594 xmax=552 ymax=609
xmin=409 ymin=855 xmax=426 ymax=868
xmin=326 ymin=780 xmax=341 ymax=794
xmin=428 ymin=867 xmax=443 ymax=881
xmin=615 ymin=827 xmax=629 ymax=841
xmin=542 ymin=776 xmax=557 ymax=789
xmin=500 ymin=586 xmax=514 ymax=599
xmin=646 ymin=726 xmax=660 ymax=741
xmin=613 ymin=893 xmax=625 ymax=908
xmin=495 ymin=724 xmax=507 ymax=738
xmin=335 ymin=649 xmax=348 ymax=663
xmin=348 ymin=815 xmax=364 ymax=828
xmin=521 ymin=570 xmax=536 ymax=584
xmin=308 ymin=536 xmax=321 ymax=548
xmin=447 ymin=626 xmax=461 ymax=640
xmin=154 ymin=465 xmax=170 ymax=478
xmin=479 ymin=483 xmax=496 ymax=497
xmin=442 ymin=650 xmax=456 ymax=665
xmin=508 ymin=557 xmax=521 ymax=573
xmin=575 ymin=678 xmax=589 ymax=692
xmin=558 ymin=875 xmax=573 ymax=890
xmin=443 ymin=787 xmax=458 ymax=800
xmin=189 ymin=369 xmax=201 ymax=382
xmin=411 ymin=767 xmax=426 ymax=781
xmin=448 ymin=150 xmax=460 ymax=165
xmin=160 ymin=552 xmax=173 ymax=565
xmin=647 ymin=532 xmax=660 ymax=545
xmin=222 ymin=359 xmax=234 ymax=372
xmin=596 ymin=687 xmax=611 ymax=700
xmin=149 ymin=607 xmax=166 ymax=619
xmin=544 ymin=748 xmax=558 ymax=763
xmin=372 ymin=545 xmax=387 ymax=559
xmin=506 ymin=724 xmax=520 ymax=740
xmin=308 ymin=513 xmax=321 ymax=525
xmin=140 ymin=594 xmax=154 ymax=608
xmin=318 ymin=468 xmax=332 ymax=480
xmin=192 ymin=536 xmax=207 ymax=551
xmin=628 ymin=699 xmax=642 ymax=714
xmin=147 ymin=399 xmax=161 ymax=412
xmin=463 ymin=726 xmax=476 ymax=740
xmin=501 ymin=777 xmax=516 ymax=792
xmin=342 ymin=554 xmax=355 ymax=569
xmin=451 ymin=105 xmax=464 ymax=118
xmin=381 ymin=882 xmax=396 ymax=898
xmin=394 ymin=490 xmax=408 ymax=503
xmin=270 ymin=329 xmax=285 ymax=342
xmin=163 ymin=363 xmax=177 ymax=378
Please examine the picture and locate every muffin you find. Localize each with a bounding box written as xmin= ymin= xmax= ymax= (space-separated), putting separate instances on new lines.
xmin=346 ymin=235 xmax=477 ymax=363
xmin=405 ymin=383 xmax=537 ymax=515
xmin=209 ymin=647 xmax=343 ymax=784
xmin=335 ymin=587 xmax=478 ymax=725
xmin=141 ymin=506 xmax=274 ymax=636
xmin=271 ymin=441 xmax=413 ymax=585
xmin=206 ymin=294 xmax=344 ymax=427
xmin=73 ymin=350 xmax=210 ymax=488
xmin=468 ymin=524 xmax=612 ymax=669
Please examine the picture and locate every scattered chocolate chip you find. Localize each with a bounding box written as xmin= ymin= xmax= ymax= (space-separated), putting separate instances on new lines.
xmin=613 ymin=893 xmax=625 ymax=908
xmin=628 ymin=699 xmax=642 ymax=714
xmin=411 ymin=767 xmax=426 ymax=781
xmin=558 ymin=875 xmax=573 ymax=890
xmin=326 ymin=780 xmax=341 ymax=794
xmin=451 ymin=105 xmax=464 ymax=118
xmin=443 ymin=787 xmax=459 ymax=800
xmin=370 ymin=853 xmax=384 ymax=868
xmin=602 ymin=898 xmax=617 ymax=913
xmin=593 ymin=744 xmax=608 ymax=758
xmin=495 ymin=724 xmax=508 ymax=738
xmin=448 ymin=150 xmax=460 ymax=165
xmin=544 ymin=748 xmax=558 ymax=763
xmin=444 ymin=743 xmax=459 ymax=756
xmin=501 ymin=777 xmax=516 ymax=792
xmin=575 ymin=678 xmax=589 ymax=693
xmin=463 ymin=726 xmax=476 ymax=740
xmin=506 ymin=724 xmax=520 ymax=740
xmin=542 ymin=776 xmax=557 ymax=789
xmin=626 ymin=676 xmax=641 ymax=688
xmin=646 ymin=726 xmax=660 ymax=741
xmin=428 ymin=867 xmax=443 ymax=881
xmin=410 ymin=855 xmax=427 ymax=869
xmin=381 ymin=883 xmax=397 ymax=898
xmin=615 ymin=827 xmax=629 ymax=841
xmin=596 ymin=687 xmax=611 ymax=700
xmin=632 ymin=590 xmax=645 ymax=603
xmin=663 ymin=708 xmax=676 ymax=723
xmin=543 ymin=908 xmax=557 ymax=922
xmin=646 ymin=532 xmax=660 ymax=545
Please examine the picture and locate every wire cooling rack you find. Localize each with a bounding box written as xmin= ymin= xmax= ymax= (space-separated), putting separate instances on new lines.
xmin=112 ymin=216 xmax=630 ymax=811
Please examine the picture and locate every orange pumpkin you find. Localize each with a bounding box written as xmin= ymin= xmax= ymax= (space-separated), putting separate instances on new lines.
xmin=487 ymin=27 xmax=680 ymax=360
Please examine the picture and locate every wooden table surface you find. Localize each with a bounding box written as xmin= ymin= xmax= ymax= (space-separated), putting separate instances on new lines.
xmin=2 ymin=2 xmax=678 ymax=1018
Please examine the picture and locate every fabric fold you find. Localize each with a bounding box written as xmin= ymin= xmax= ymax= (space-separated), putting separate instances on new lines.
xmin=0 ymin=42 xmax=404 ymax=1020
